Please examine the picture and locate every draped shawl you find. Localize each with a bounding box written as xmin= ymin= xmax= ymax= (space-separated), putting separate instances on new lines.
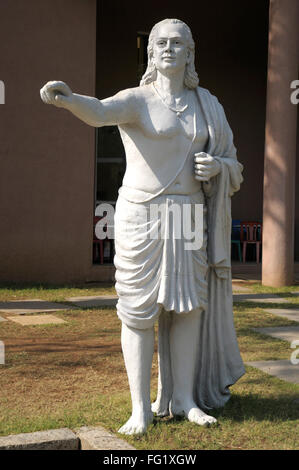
xmin=152 ymin=86 xmax=246 ymax=413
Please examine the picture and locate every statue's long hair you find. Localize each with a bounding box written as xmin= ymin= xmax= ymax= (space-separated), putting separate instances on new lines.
xmin=140 ymin=19 xmax=199 ymax=90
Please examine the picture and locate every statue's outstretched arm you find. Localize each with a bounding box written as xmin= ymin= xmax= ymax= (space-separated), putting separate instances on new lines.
xmin=40 ymin=81 xmax=137 ymax=127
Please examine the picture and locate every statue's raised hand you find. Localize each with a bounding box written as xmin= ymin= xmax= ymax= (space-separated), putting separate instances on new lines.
xmin=40 ymin=81 xmax=73 ymax=109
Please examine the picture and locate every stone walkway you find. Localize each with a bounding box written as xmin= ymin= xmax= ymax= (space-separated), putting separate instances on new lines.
xmin=0 ymin=296 xmax=118 ymax=326
xmin=246 ymin=360 xmax=299 ymax=384
xmin=75 ymin=426 xmax=135 ymax=450
xmin=0 ymin=426 xmax=135 ymax=450
xmin=0 ymin=428 xmax=78 ymax=450
xmin=8 ymin=315 xmax=67 ymax=326
xmin=288 ymin=291 xmax=299 ymax=296
xmin=66 ymin=295 xmax=118 ymax=308
xmin=234 ymin=293 xmax=290 ymax=304
xmin=237 ymin=292 xmax=299 ymax=384
xmin=0 ymin=299 xmax=71 ymax=326
xmin=262 ymin=308 xmax=299 ymax=322
xmin=252 ymin=326 xmax=299 ymax=343
xmin=232 ymin=285 xmax=253 ymax=293
xmin=0 ymin=300 xmax=71 ymax=315
xmin=1 ymin=291 xmax=298 ymax=384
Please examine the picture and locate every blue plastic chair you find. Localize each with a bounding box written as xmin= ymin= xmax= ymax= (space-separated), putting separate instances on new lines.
xmin=231 ymin=219 xmax=242 ymax=261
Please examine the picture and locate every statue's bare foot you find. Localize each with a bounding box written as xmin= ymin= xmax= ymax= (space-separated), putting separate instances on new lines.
xmin=187 ymin=407 xmax=217 ymax=426
xmin=170 ymin=400 xmax=217 ymax=427
xmin=151 ymin=398 xmax=170 ymax=417
xmin=118 ymin=409 xmax=153 ymax=435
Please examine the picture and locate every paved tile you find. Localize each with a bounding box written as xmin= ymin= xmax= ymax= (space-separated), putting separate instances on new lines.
xmin=253 ymin=326 xmax=299 ymax=343
xmin=0 ymin=299 xmax=71 ymax=315
xmin=74 ymin=426 xmax=135 ymax=450
xmin=234 ymin=293 xmax=289 ymax=303
xmin=263 ymin=308 xmax=299 ymax=323
xmin=246 ymin=360 xmax=299 ymax=384
xmin=8 ymin=315 xmax=67 ymax=326
xmin=232 ymin=285 xmax=253 ymax=293
xmin=0 ymin=428 xmax=79 ymax=450
xmin=66 ymin=295 xmax=118 ymax=308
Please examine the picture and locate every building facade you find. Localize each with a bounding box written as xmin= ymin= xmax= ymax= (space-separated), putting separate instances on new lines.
xmin=0 ymin=0 xmax=298 ymax=285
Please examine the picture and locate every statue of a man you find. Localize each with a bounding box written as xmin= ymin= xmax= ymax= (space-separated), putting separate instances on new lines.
xmin=40 ymin=18 xmax=245 ymax=435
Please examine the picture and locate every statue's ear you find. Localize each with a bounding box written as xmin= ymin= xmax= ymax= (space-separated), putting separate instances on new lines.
xmin=186 ymin=50 xmax=191 ymax=64
xmin=149 ymin=51 xmax=155 ymax=66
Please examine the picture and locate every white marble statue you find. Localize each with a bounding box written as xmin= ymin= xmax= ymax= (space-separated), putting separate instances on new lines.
xmin=40 ymin=18 xmax=245 ymax=435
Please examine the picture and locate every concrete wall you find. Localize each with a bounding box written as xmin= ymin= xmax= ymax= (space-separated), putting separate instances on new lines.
xmin=0 ymin=0 xmax=98 ymax=284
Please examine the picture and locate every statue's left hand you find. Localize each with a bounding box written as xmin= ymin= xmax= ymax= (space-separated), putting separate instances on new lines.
xmin=194 ymin=152 xmax=221 ymax=181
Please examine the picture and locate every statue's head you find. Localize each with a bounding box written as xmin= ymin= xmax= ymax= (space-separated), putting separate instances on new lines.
xmin=140 ymin=19 xmax=199 ymax=89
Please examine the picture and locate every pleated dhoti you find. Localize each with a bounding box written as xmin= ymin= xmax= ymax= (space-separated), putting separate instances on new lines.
xmin=114 ymin=190 xmax=208 ymax=329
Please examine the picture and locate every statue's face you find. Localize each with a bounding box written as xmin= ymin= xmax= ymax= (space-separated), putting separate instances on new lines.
xmin=152 ymin=23 xmax=190 ymax=75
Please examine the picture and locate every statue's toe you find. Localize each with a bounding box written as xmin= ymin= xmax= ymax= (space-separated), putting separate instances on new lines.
xmin=118 ymin=410 xmax=153 ymax=435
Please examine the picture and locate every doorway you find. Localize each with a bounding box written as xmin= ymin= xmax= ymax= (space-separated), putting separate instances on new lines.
xmin=93 ymin=0 xmax=269 ymax=264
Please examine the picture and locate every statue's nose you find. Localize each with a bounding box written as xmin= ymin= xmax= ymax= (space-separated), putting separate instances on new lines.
xmin=165 ymin=40 xmax=173 ymax=52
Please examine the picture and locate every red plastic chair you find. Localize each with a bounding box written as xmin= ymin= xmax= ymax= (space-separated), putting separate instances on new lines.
xmin=240 ymin=221 xmax=262 ymax=263
xmin=93 ymin=215 xmax=115 ymax=264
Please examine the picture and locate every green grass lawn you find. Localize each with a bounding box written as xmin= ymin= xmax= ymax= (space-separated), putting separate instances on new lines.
xmin=0 ymin=283 xmax=116 ymax=302
xmin=0 ymin=282 xmax=298 ymax=450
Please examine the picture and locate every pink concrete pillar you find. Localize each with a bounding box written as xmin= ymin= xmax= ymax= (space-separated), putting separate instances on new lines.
xmin=262 ymin=0 xmax=299 ymax=286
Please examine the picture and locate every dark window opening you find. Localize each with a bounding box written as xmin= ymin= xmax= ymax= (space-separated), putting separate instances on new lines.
xmin=93 ymin=14 xmax=149 ymax=264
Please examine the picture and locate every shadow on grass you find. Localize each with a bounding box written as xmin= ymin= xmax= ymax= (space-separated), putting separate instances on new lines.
xmin=210 ymin=393 xmax=299 ymax=423
xmin=4 ymin=341 xmax=122 ymax=355
xmin=67 ymin=306 xmax=117 ymax=311
xmin=145 ymin=392 xmax=299 ymax=433
xmin=236 ymin=328 xmax=292 ymax=339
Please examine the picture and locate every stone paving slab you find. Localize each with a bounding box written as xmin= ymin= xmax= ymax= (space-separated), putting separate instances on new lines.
xmin=0 ymin=428 xmax=79 ymax=450
xmin=0 ymin=299 xmax=71 ymax=315
xmin=263 ymin=308 xmax=299 ymax=323
xmin=232 ymin=278 xmax=257 ymax=284
xmin=8 ymin=315 xmax=67 ymax=326
xmin=253 ymin=326 xmax=299 ymax=343
xmin=232 ymin=285 xmax=253 ymax=293
xmin=66 ymin=295 xmax=118 ymax=308
xmin=233 ymin=293 xmax=289 ymax=303
xmin=246 ymin=360 xmax=299 ymax=384
xmin=74 ymin=426 xmax=135 ymax=450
